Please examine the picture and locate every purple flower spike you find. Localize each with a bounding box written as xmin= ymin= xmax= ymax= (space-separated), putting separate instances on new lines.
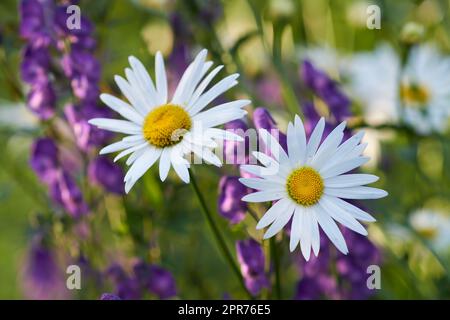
xmin=301 ymin=60 xmax=351 ymax=122
xmin=223 ymin=120 xmax=250 ymax=165
xmin=88 ymin=156 xmax=125 ymax=195
xmin=50 ymin=170 xmax=89 ymax=217
xmin=100 ymin=293 xmax=121 ymax=300
xmin=30 ymin=137 xmax=59 ymax=185
xmin=253 ymin=107 xmax=287 ymax=151
xmin=26 ymin=80 xmax=56 ymax=120
xmin=218 ymin=176 xmax=248 ymax=224
xmin=19 ymin=0 xmax=52 ymax=48
xmin=147 ymin=265 xmax=177 ymax=300
xmin=22 ymin=236 xmax=67 ymax=300
xmin=236 ymin=239 xmax=270 ymax=296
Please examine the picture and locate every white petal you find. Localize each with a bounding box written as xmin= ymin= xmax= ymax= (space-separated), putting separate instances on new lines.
xmin=192 ymin=100 xmax=250 ymax=126
xmin=300 ymin=210 xmax=312 ymax=261
xmin=188 ymin=65 xmax=223 ymax=107
xmin=319 ymin=132 xmax=365 ymax=172
xmin=315 ymin=205 xmax=349 ymax=254
xmin=319 ymin=196 xmax=368 ymax=235
xmin=159 ymin=148 xmax=171 ymax=181
xmin=89 ymin=118 xmax=142 ymax=135
xmin=306 ymin=117 xmax=325 ymax=160
xmin=124 ymin=147 xmax=161 ymax=193
xmin=238 ymin=178 xmax=284 ymax=191
xmin=293 ymin=115 xmax=307 ymax=165
xmin=320 ymin=157 xmax=370 ymax=179
xmin=259 ymin=128 xmax=289 ymax=165
xmin=155 ymin=51 xmax=168 ymax=105
xmin=114 ymin=142 xmax=148 ymax=162
xmin=325 ymin=174 xmax=379 ymax=188
xmin=99 ymin=140 xmax=137 ymax=155
xmin=310 ymin=121 xmax=346 ymax=169
xmin=331 ymin=197 xmax=376 ymax=222
xmin=170 ymin=149 xmax=190 ymax=183
xmin=263 ymin=204 xmax=295 ymax=239
xmin=310 ymin=211 xmax=320 ymax=256
xmin=188 ymin=74 xmax=239 ymax=116
xmin=324 ymin=186 xmax=388 ymax=199
xmin=126 ymin=147 xmax=147 ymax=166
xmin=128 ymin=56 xmax=158 ymax=108
xmin=100 ymin=94 xmax=144 ymax=124
xmin=289 ymin=208 xmax=303 ymax=252
xmin=115 ymin=75 xmax=148 ymax=116
xmin=257 ymin=198 xmax=293 ymax=229
xmin=241 ymin=190 xmax=286 ymax=203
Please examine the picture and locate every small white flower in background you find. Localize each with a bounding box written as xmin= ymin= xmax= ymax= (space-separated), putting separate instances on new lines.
xmin=348 ymin=43 xmax=450 ymax=134
xmin=239 ymin=115 xmax=387 ymax=261
xmin=89 ymin=49 xmax=249 ymax=193
xmin=410 ymin=209 xmax=450 ymax=253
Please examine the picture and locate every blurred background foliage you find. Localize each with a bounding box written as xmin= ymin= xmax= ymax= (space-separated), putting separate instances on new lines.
xmin=0 ymin=0 xmax=449 ymax=299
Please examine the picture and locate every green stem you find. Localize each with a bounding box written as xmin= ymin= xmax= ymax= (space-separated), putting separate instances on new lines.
xmin=189 ymin=170 xmax=252 ymax=298
xmin=270 ymin=238 xmax=282 ymax=299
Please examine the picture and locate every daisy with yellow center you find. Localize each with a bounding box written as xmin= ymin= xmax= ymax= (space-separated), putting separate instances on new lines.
xmin=239 ymin=116 xmax=387 ymax=260
xmin=89 ymin=49 xmax=249 ymax=193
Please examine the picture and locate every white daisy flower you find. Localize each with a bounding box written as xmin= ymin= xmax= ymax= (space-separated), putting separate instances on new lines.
xmin=89 ymin=49 xmax=249 ymax=193
xmin=239 ymin=115 xmax=387 ymax=260
xmin=349 ymin=44 xmax=450 ymax=134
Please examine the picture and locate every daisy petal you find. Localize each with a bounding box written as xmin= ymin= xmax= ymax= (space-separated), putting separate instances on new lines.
xmin=89 ymin=118 xmax=142 ymax=135
xmin=306 ymin=117 xmax=325 ymax=160
xmin=320 ymin=157 xmax=370 ymax=179
xmin=324 ymin=186 xmax=388 ymax=199
xmin=155 ymin=51 xmax=168 ymax=105
xmin=100 ymin=94 xmax=144 ymax=125
xmin=331 ymin=197 xmax=376 ymax=222
xmin=124 ymin=147 xmax=161 ymax=193
xmin=315 ymin=205 xmax=349 ymax=254
xmin=239 ymin=178 xmax=284 ymax=191
xmin=257 ymin=198 xmax=293 ymax=230
xmin=289 ymin=207 xmax=303 ymax=252
xmin=300 ymin=210 xmax=312 ymax=261
xmin=319 ymin=196 xmax=368 ymax=236
xmin=324 ymin=174 xmax=379 ymax=188
xmin=263 ymin=204 xmax=295 ymax=239
xmin=159 ymin=148 xmax=171 ymax=181
xmin=241 ymin=190 xmax=286 ymax=203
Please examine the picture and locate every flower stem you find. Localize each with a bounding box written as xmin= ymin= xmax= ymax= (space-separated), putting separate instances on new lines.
xmin=189 ymin=170 xmax=252 ymax=298
xmin=270 ymin=238 xmax=282 ymax=299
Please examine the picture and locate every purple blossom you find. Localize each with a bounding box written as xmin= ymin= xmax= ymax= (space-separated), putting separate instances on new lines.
xmin=19 ymin=0 xmax=52 ymax=48
xmin=301 ymin=60 xmax=350 ymax=122
xmin=20 ymin=46 xmax=51 ymax=84
xmin=26 ymin=80 xmax=56 ymax=120
xmin=147 ymin=265 xmax=177 ymax=299
xmin=255 ymin=75 xmax=282 ymax=106
xmin=64 ymin=104 xmax=113 ymax=151
xmin=236 ymin=239 xmax=270 ymax=296
xmin=88 ymin=156 xmax=125 ymax=195
xmin=100 ymin=293 xmax=121 ymax=300
xmin=224 ymin=120 xmax=250 ymax=165
xmin=218 ymin=176 xmax=248 ymax=224
xmin=30 ymin=137 xmax=59 ymax=185
xmin=253 ymin=107 xmax=287 ymax=151
xmin=60 ymin=51 xmax=100 ymax=81
xmin=22 ymin=236 xmax=67 ymax=299
xmin=49 ymin=170 xmax=89 ymax=217
xmin=295 ymin=229 xmax=381 ymax=300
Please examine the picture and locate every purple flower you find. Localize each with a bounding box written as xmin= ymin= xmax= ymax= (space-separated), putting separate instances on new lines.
xmin=30 ymin=138 xmax=59 ymax=184
xmin=54 ymin=5 xmax=96 ymax=51
xmin=20 ymin=46 xmax=51 ymax=84
xmin=64 ymin=104 xmax=113 ymax=151
xmin=116 ymin=278 xmax=142 ymax=300
xmin=295 ymin=228 xmax=381 ymax=300
xmin=223 ymin=120 xmax=250 ymax=165
xmin=60 ymin=51 xmax=100 ymax=81
xmin=253 ymin=107 xmax=287 ymax=151
xmin=255 ymin=75 xmax=282 ymax=106
xmin=49 ymin=170 xmax=89 ymax=217
xmin=218 ymin=176 xmax=248 ymax=224
xmin=236 ymin=239 xmax=270 ymax=296
xmin=19 ymin=0 xmax=52 ymax=48
xmin=100 ymin=293 xmax=121 ymax=300
xmin=26 ymin=80 xmax=56 ymax=120
xmin=88 ymin=156 xmax=124 ymax=195
xmin=301 ymin=60 xmax=350 ymax=122
xmin=22 ymin=236 xmax=67 ymax=299
xmin=147 ymin=265 xmax=177 ymax=299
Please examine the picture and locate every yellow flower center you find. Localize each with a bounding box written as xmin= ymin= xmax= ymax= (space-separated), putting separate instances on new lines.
xmin=400 ymin=82 xmax=430 ymax=107
xmin=286 ymin=167 xmax=324 ymax=206
xmin=142 ymin=104 xmax=192 ymax=148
